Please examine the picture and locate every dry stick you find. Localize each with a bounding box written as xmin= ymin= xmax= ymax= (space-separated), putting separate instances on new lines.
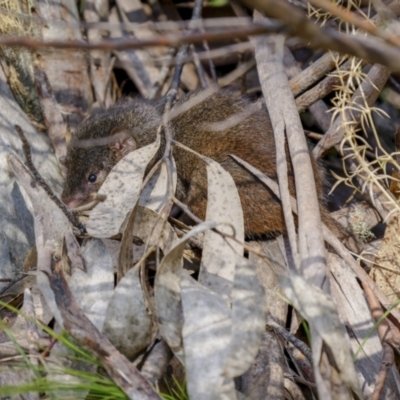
xmin=296 ymin=59 xmax=364 ymax=113
xmin=166 ymin=0 xmax=204 ymax=96
xmin=109 ymin=6 xmax=155 ymax=98
xmin=253 ymin=12 xmax=327 ymax=289
xmin=284 ymin=49 xmax=331 ymax=132
xmin=160 ymin=41 xmax=254 ymax=68
xmin=268 ymin=320 xmax=313 ymax=363
xmin=202 ymin=39 xmax=218 ymax=84
xmin=0 ymin=16 xmax=400 ymax=73
xmin=313 ymin=63 xmax=390 ymax=157
xmin=241 ymin=0 xmax=400 ymax=70
xmin=14 ymin=125 xmax=86 ymax=234
xmin=218 ymin=59 xmax=256 ymax=88
xmin=190 ymin=44 xmax=208 ymax=88
xmin=231 ymin=154 xmax=400 ymax=323
xmin=308 ymin=0 xmax=400 ymax=48
xmin=84 ymin=0 xmax=113 ymax=107
xmin=148 ymin=47 xmax=177 ymax=99
xmin=0 ymin=338 xmax=52 ymax=358
xmin=39 ymin=242 xmax=161 ymax=400
xmin=289 ymin=52 xmax=345 ymax=98
xmin=159 ymin=0 xmax=205 ymax=215
xmin=33 ymin=68 xmax=67 ymax=166
xmin=362 ymin=281 xmax=396 ymax=400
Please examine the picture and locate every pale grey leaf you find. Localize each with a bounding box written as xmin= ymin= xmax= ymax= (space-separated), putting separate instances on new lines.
xmin=86 ymin=134 xmax=160 ymax=238
xmin=154 ymin=221 xmax=217 ymax=356
xmin=330 ymin=253 xmax=400 ymax=398
xmin=69 ymin=239 xmax=114 ymax=331
xmin=181 ymin=271 xmax=236 ymax=400
xmin=48 ymin=324 xmax=97 ymax=400
xmin=139 ymin=159 xmax=177 ymax=213
xmin=278 ymin=272 xmax=360 ymax=395
xmin=223 ymin=256 xmax=266 ymax=377
xmin=200 ymin=158 xmax=244 ymax=300
xmin=103 ymin=264 xmax=153 ymax=360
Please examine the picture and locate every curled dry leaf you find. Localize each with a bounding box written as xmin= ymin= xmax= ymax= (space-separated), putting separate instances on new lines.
xmin=103 ymin=263 xmax=155 ymax=361
xmin=155 ymin=222 xmax=217 ymax=357
xmin=131 ymin=206 xmax=177 ymax=253
xmin=200 ymin=157 xmax=244 ymax=299
xmin=86 ymin=133 xmax=161 ymax=238
xmin=139 ymin=159 xmax=177 ymax=213
xmin=68 ymin=239 xmax=114 ymax=331
xmin=278 ymin=272 xmax=361 ymax=397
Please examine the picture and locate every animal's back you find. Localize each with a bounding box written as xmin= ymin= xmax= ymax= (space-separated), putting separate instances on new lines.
xmin=170 ymin=89 xmax=304 ymax=235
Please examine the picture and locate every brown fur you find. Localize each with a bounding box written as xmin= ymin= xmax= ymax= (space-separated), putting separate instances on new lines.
xmin=61 ymin=88 xmax=352 ymax=242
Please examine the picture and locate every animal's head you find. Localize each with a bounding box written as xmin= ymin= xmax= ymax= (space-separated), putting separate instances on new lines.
xmin=61 ymin=101 xmax=161 ymax=208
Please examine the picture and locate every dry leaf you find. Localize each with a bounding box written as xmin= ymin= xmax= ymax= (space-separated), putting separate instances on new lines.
xmin=155 ymin=222 xmax=217 ymax=357
xmin=8 ymin=154 xmax=85 ymax=271
xmin=69 ymin=239 xmax=114 ymax=331
xmin=278 ymin=272 xmax=361 ymax=397
xmin=199 ymin=158 xmax=244 ymax=300
xmin=181 ymin=271 xmax=236 ymax=400
xmin=223 ymin=256 xmax=265 ymax=377
xmin=103 ymin=263 xmax=155 ymax=360
xmin=139 ymin=160 xmax=177 ymax=213
xmin=86 ymin=133 xmax=161 ymax=237
xmin=329 ymin=253 xmax=399 ymax=397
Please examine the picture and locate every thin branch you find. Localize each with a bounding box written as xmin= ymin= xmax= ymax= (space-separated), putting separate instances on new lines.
xmin=268 ymin=320 xmax=313 ymax=363
xmin=290 ymin=52 xmax=344 ymax=98
xmin=313 ymin=63 xmax=390 ymax=157
xmin=309 ymin=0 xmax=400 ymax=47
xmin=14 ymin=125 xmax=86 ymax=234
xmin=241 ymin=0 xmax=400 ymax=71
xmin=295 ymin=59 xmax=363 ymax=113
xmin=0 ymin=23 xmax=282 ymax=50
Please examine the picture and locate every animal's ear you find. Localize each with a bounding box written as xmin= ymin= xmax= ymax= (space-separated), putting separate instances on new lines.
xmin=59 ymin=155 xmax=66 ymax=165
xmin=109 ymin=126 xmax=137 ymax=160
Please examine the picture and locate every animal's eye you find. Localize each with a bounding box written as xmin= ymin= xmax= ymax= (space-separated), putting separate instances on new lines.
xmin=88 ymin=174 xmax=97 ymax=183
